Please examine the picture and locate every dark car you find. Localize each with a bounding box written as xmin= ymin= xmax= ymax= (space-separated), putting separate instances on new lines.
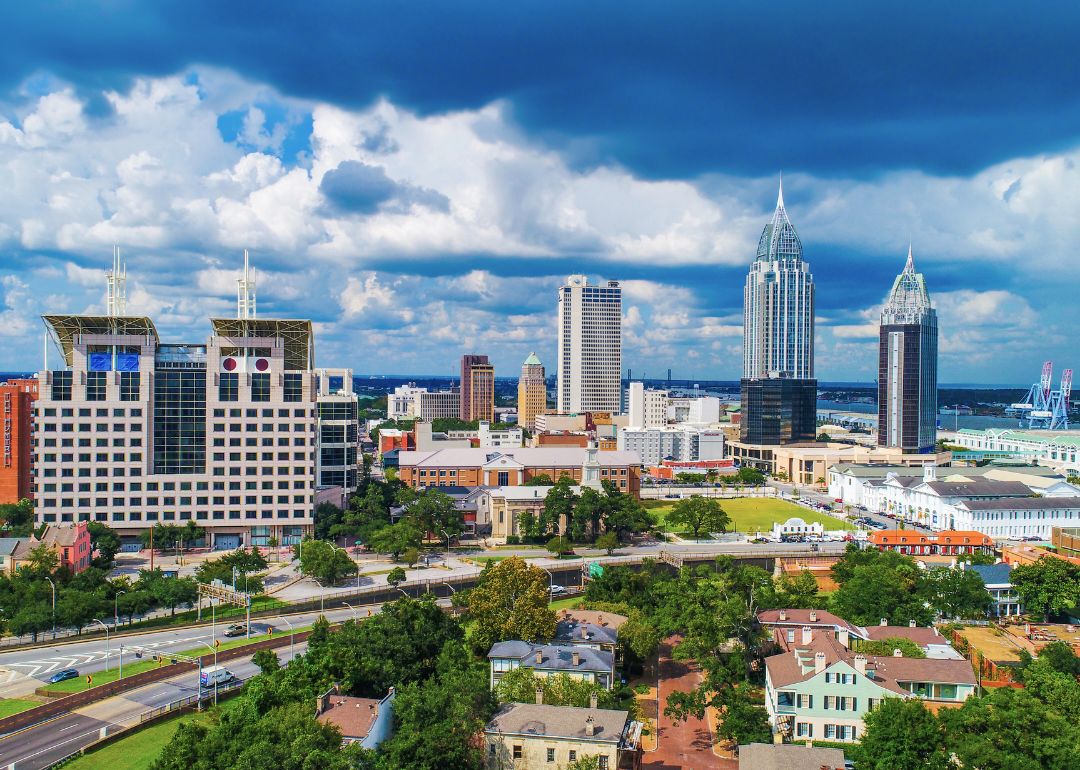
xmin=223 ymin=624 xmax=247 ymax=638
xmin=47 ymin=669 xmax=79 ymax=684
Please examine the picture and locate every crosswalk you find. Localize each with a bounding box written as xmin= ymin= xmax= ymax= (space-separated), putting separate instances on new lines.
xmin=0 ymin=638 xmax=192 ymax=683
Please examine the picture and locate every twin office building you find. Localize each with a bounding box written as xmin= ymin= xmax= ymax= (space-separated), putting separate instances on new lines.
xmin=34 ymin=313 xmax=359 ymax=549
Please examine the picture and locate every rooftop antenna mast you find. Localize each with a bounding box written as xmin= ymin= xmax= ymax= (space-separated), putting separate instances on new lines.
xmin=105 ymin=245 xmax=127 ymax=318
xmin=237 ymin=250 xmax=256 ymax=320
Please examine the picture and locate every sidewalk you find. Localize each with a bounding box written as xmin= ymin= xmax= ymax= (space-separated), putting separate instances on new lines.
xmin=642 ymin=636 xmax=736 ymax=770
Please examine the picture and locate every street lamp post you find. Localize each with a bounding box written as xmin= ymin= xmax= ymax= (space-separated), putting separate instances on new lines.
xmin=281 ymin=617 xmax=295 ymax=661
xmin=90 ymin=619 xmax=109 ymax=672
xmin=114 ymin=590 xmax=126 ymax=627
xmin=440 ymin=529 xmax=450 ymax=561
xmin=342 ymin=601 xmax=358 ymax=621
xmin=45 ymin=577 xmax=56 ymax=638
xmin=194 ymin=640 xmax=219 ymax=705
xmin=313 ymin=578 xmax=325 ymax=616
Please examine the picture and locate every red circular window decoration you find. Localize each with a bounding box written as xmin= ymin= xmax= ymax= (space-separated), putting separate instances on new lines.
xmin=255 ymin=358 xmax=269 ymax=371
xmin=222 ymin=357 xmax=237 ymax=371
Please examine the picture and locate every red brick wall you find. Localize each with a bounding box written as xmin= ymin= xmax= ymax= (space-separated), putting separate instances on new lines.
xmin=0 ymin=385 xmax=35 ymax=505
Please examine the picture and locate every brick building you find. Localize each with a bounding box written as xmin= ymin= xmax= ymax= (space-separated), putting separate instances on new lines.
xmin=460 ymin=354 xmax=494 ymax=423
xmin=0 ymin=380 xmax=38 ymax=505
xmin=398 ymin=446 xmax=641 ymax=497
xmin=517 ymin=352 xmax=546 ymax=431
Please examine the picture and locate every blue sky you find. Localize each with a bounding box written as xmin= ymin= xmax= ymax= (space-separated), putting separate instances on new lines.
xmin=0 ymin=1 xmax=1078 ymax=385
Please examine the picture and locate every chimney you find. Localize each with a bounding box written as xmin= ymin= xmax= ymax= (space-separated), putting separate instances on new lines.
xmin=585 ymin=716 xmax=595 ymax=737
xmin=572 ymin=651 xmax=580 ymax=666
xmin=879 ymin=618 xmax=888 ymax=626
xmin=809 ymin=611 xmax=818 ymax=622
xmin=536 ymin=688 xmax=544 ymax=705
xmin=838 ymin=629 xmax=849 ymax=649
xmin=933 ymin=627 xmax=939 ymax=637
xmin=893 ymin=648 xmax=903 ymax=657
xmin=598 ymin=615 xmax=605 ymax=627
xmin=909 ymin=620 xmax=916 ymax=628
xmin=562 ymin=609 xmax=569 ymax=618
xmin=814 ymin=652 xmax=826 ymax=674
xmin=802 ymin=626 xmax=813 ymax=645
xmin=536 ymin=651 xmax=543 ymax=665
xmin=589 ymin=691 xmax=598 ymax=709
xmin=779 ymin=610 xmax=787 ymax=621
xmin=853 ymin=655 xmax=867 ymax=676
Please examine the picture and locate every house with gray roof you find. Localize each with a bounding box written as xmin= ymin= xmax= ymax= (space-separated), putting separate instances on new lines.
xmin=738 ymin=742 xmax=845 ymax=770
xmin=488 ymin=641 xmax=616 ymax=691
xmin=967 ymin=562 xmax=1022 ymax=617
xmin=0 ymin=537 xmax=31 ymax=577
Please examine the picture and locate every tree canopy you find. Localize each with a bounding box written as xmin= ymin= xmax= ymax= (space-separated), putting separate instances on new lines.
xmin=467 ymin=557 xmax=557 ymax=653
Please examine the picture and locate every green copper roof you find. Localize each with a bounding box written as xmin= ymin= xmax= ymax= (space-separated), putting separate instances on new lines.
xmin=523 ymin=352 xmax=542 ymax=365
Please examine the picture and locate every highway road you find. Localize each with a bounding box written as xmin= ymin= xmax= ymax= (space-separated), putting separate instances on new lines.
xmin=0 ymin=607 xmax=361 ymax=701
xmin=0 ymin=652 xmax=300 ymax=770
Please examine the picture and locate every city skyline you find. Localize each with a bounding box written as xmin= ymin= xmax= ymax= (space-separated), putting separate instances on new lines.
xmin=3 ymin=7 xmax=1080 ymax=384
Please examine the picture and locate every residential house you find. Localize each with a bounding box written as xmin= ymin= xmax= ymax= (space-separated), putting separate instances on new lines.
xmin=764 ymin=628 xmax=976 ymax=743
xmin=484 ymin=700 xmax=641 ymax=770
xmin=758 ymin=610 xmax=962 ymax=660
xmin=488 ymin=641 xmax=616 ymax=691
xmin=738 ymin=742 xmax=845 ymax=770
xmin=967 ymin=563 xmax=1023 ymax=617
xmin=551 ymin=609 xmax=625 ymax=663
xmin=0 ymin=537 xmax=31 ymax=576
xmin=39 ymin=523 xmax=94 ymax=574
xmin=315 ymin=685 xmax=394 ymax=749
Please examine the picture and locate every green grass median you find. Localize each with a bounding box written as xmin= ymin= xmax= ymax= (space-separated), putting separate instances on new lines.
xmin=0 ymin=698 xmax=38 ymax=718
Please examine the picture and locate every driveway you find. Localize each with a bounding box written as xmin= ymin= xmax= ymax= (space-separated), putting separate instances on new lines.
xmin=642 ymin=636 xmax=737 ymax=770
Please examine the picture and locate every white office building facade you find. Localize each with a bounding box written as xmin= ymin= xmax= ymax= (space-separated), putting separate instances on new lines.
xmin=557 ymin=275 xmax=622 ymax=414
xmin=35 ymin=315 xmax=357 ymax=549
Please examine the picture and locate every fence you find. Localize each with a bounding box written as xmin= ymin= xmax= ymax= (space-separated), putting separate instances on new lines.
xmin=139 ymin=677 xmax=247 ymax=722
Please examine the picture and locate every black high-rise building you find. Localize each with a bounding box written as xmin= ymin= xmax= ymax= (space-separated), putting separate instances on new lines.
xmin=740 ymin=377 xmax=817 ymax=445
xmin=878 ymin=248 xmax=938 ymax=452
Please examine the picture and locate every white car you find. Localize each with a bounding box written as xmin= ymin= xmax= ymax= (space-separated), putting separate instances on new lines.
xmin=549 ymin=584 xmax=567 ymax=595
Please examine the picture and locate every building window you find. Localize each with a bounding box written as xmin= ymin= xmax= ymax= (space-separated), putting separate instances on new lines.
xmin=568 ymin=750 xmax=576 ymax=762
xmin=797 ymin=722 xmax=812 ymax=738
xmin=825 ymin=724 xmax=835 ymax=739
xmin=547 ymin=747 xmax=555 ymax=763
xmin=513 ymin=746 xmax=522 ymax=760
xmin=119 ymin=371 xmax=140 ymax=401
xmin=51 ymin=371 xmax=72 ymax=401
xmin=284 ymin=373 xmax=303 ymax=403
xmin=498 ymin=471 xmax=509 ymax=486
xmin=598 ymin=757 xmax=608 ymax=770
xmin=251 ymin=373 xmax=270 ymax=402
xmin=86 ymin=371 xmax=107 ymax=401
xmin=219 ymin=373 xmax=239 ymax=402
xmin=154 ymin=370 xmax=206 ymax=475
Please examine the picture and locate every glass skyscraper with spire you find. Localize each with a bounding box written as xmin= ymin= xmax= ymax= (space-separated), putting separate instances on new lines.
xmin=740 ymin=181 xmax=817 ymax=445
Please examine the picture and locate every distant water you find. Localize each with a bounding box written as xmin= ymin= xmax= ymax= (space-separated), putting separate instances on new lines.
xmin=817 ymin=400 xmax=1026 ymax=432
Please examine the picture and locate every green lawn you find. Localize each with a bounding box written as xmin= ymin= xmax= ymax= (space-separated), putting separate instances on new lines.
xmin=0 ymin=699 xmax=38 ymax=718
xmin=649 ymin=497 xmax=847 ymax=534
xmin=549 ymin=597 xmax=584 ymax=612
xmin=66 ymin=700 xmax=240 ymax=770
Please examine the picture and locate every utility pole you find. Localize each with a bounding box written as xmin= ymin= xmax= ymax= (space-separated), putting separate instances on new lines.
xmin=149 ymin=526 xmax=154 ymax=571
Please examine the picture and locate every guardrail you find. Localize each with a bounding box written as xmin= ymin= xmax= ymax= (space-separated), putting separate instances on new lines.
xmin=140 ymin=678 xmax=247 ymax=722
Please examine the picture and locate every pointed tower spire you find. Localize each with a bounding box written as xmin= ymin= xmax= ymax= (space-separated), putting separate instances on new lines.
xmin=777 ymin=172 xmax=785 ymax=210
xmin=905 ymin=242 xmax=915 ymax=273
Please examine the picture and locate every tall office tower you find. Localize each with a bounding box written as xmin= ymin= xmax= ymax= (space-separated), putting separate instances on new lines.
xmin=460 ymin=354 xmax=494 ymax=422
xmin=556 ymin=275 xmax=622 ymax=414
xmin=32 ymin=256 xmax=357 ymax=550
xmin=740 ymin=181 xmax=817 ymax=444
xmin=878 ymin=247 xmax=938 ymax=452
xmin=0 ymin=380 xmax=38 ymax=504
xmin=517 ymin=352 xmax=546 ymax=431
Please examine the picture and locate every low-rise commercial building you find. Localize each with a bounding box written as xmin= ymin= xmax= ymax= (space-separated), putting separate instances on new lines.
xmin=951 ymin=428 xmax=1080 ymax=473
xmin=617 ymin=425 xmax=724 ymax=466
xmin=728 ymin=442 xmax=949 ymax=486
xmin=867 ymin=530 xmax=994 ymax=556
xmin=398 ymin=447 xmax=641 ymax=496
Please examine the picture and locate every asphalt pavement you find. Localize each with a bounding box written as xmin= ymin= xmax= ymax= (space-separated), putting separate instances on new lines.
xmin=0 ymin=607 xmax=362 ymax=700
xmin=0 ymin=653 xmax=289 ymax=770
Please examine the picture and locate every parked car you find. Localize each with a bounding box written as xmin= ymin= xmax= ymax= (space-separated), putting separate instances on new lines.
xmin=549 ymin=584 xmax=567 ymax=595
xmin=47 ymin=669 xmax=79 ymax=684
xmin=223 ymin=624 xmax=247 ymax=638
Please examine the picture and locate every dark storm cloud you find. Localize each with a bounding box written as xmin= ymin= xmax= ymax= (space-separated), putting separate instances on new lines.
xmin=5 ymin=1 xmax=1080 ymax=179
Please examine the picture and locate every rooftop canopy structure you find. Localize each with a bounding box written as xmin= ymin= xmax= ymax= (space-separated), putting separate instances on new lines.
xmin=210 ymin=318 xmax=314 ymax=371
xmin=881 ymin=246 xmax=934 ymax=325
xmin=755 ymin=178 xmax=803 ymax=263
xmin=42 ymin=315 xmax=159 ymax=367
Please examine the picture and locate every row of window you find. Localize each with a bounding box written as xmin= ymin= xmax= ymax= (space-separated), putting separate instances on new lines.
xmin=41 ymin=510 xmax=310 ymax=523
xmin=492 ymin=745 xmax=606 ymax=767
xmin=42 ymin=465 xmax=143 ymax=478
xmin=213 ymin=423 xmax=311 ymax=432
xmin=42 ymin=408 xmax=143 ymax=417
xmin=42 ymin=423 xmax=143 ymax=432
xmin=43 ymin=451 xmax=142 ymax=463
xmin=41 ymin=494 xmax=311 ymax=508
xmin=795 ymin=723 xmax=857 ymax=740
xmin=42 ymin=438 xmax=139 ymax=448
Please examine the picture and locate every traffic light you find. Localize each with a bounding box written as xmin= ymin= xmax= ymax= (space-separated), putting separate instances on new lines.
xmin=86 ymin=675 xmax=92 ymax=685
